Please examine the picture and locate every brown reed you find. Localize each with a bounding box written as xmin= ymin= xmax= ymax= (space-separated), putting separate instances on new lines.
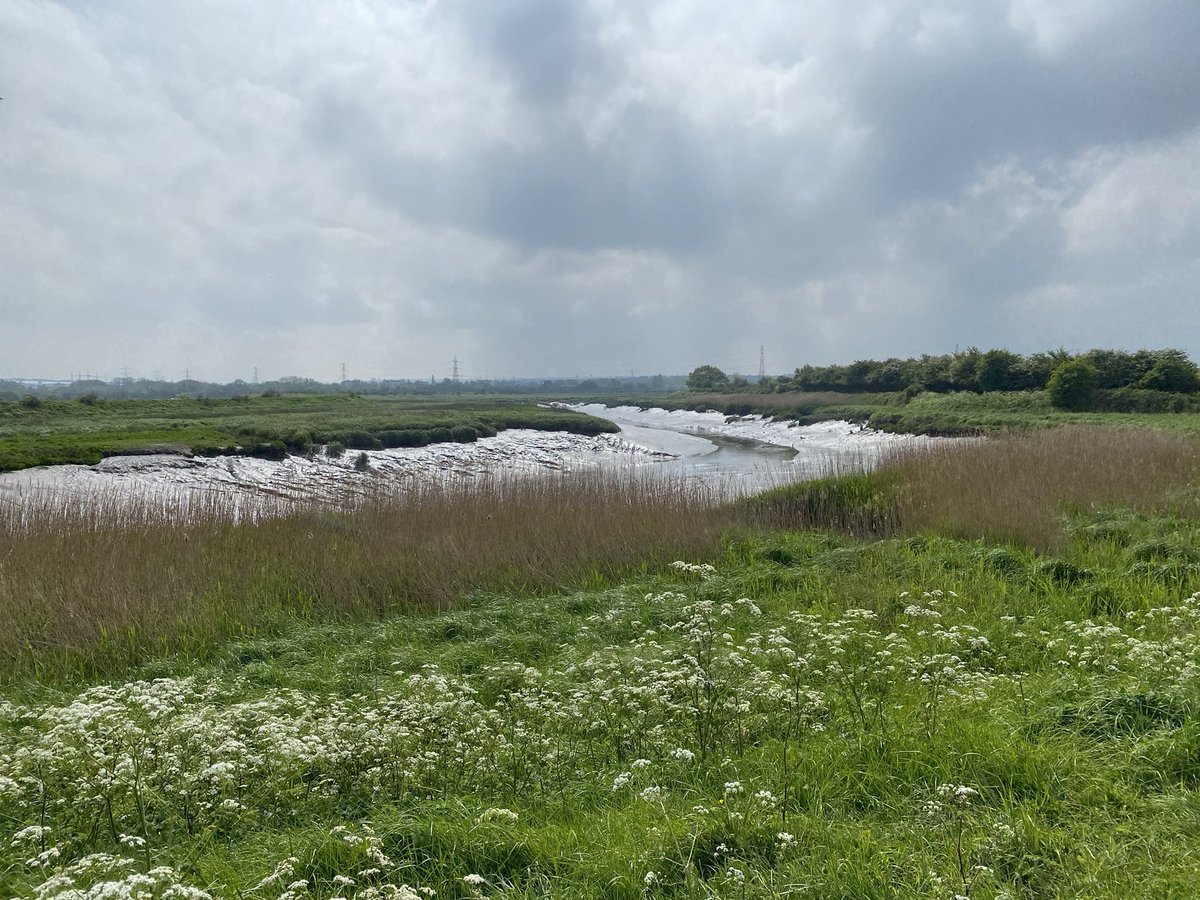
xmin=4 ymin=425 xmax=1197 ymax=677
xmin=0 ymin=471 xmax=728 ymax=677
xmin=886 ymin=425 xmax=1200 ymax=549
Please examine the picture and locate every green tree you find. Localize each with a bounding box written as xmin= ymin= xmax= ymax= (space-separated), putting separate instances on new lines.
xmin=974 ymin=349 xmax=1023 ymax=392
xmin=917 ymin=354 xmax=956 ymax=392
xmin=1081 ymin=348 xmax=1149 ymax=388
xmin=1047 ymin=358 xmax=1098 ymax=410
xmin=948 ymin=348 xmax=982 ymax=393
xmin=1021 ymin=349 xmax=1071 ymax=390
xmin=687 ymin=365 xmax=731 ymax=392
xmin=1140 ymin=352 xmax=1199 ymax=393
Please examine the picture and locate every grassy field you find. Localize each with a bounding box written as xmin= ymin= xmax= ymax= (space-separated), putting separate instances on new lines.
xmin=0 ymin=394 xmax=617 ymax=472
xmin=674 ymin=389 xmax=1200 ymax=437
xmin=3 ymin=425 xmax=1200 ymax=896
xmin=4 ymin=512 xmax=1200 ymax=896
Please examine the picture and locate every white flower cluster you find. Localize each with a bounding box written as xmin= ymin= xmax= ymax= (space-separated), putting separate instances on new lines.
xmin=669 ymin=560 xmax=717 ymax=578
xmin=3 ymin=585 xmax=1198 ymax=896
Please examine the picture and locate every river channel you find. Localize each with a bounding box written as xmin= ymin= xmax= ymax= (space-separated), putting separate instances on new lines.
xmin=0 ymin=405 xmax=936 ymax=516
xmin=568 ymin=404 xmax=928 ymax=493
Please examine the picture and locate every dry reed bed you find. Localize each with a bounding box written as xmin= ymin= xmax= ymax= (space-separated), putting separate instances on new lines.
xmin=887 ymin=425 xmax=1200 ymax=548
xmin=3 ymin=425 xmax=1198 ymax=677
xmin=0 ymin=472 xmax=729 ymax=676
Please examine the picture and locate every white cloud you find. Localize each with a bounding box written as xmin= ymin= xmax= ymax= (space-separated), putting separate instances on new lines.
xmin=1063 ymin=132 xmax=1200 ymax=262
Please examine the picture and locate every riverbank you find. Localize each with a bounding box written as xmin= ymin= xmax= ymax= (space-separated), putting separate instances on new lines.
xmin=0 ymin=394 xmax=619 ymax=473
xmin=0 ymin=429 xmax=653 ymax=520
xmin=645 ymin=388 xmax=1200 ymax=437
xmin=0 ymin=406 xmax=937 ymax=517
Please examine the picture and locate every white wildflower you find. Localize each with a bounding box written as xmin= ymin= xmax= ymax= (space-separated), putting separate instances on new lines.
xmin=477 ymin=807 xmax=519 ymax=824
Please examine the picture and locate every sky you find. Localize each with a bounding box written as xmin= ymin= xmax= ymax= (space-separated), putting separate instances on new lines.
xmin=2 ymin=1 xmax=1199 ymax=383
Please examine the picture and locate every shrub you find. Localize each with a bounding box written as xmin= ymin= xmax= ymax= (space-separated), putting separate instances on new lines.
xmin=325 ymin=441 xmax=346 ymax=459
xmin=687 ymin=365 xmax=730 ymax=392
xmin=284 ymin=430 xmax=314 ymax=453
xmin=242 ymin=441 xmax=287 ymax=461
xmin=1140 ymin=355 xmax=1200 ymax=393
xmin=1035 ymin=557 xmax=1090 ymax=585
xmin=1047 ymin=359 xmax=1098 ymax=411
xmin=428 ymin=427 xmax=453 ymax=444
xmin=354 ymin=451 xmax=371 ymax=472
xmin=449 ymin=425 xmax=479 ymax=443
xmin=339 ymin=431 xmax=380 ymax=450
xmin=19 ymin=395 xmax=42 ymax=409
xmin=981 ymin=547 xmax=1026 ymax=578
xmin=382 ymin=430 xmax=430 ymax=448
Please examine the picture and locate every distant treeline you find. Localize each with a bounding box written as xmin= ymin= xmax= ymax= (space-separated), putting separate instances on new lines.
xmin=0 ymin=373 xmax=684 ymax=402
xmin=690 ymin=348 xmax=1199 ymax=397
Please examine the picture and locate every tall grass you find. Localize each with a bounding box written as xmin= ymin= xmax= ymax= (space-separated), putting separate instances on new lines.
xmin=890 ymin=425 xmax=1200 ymax=548
xmin=5 ymin=425 xmax=1198 ymax=676
xmin=740 ymin=426 xmax=1200 ymax=550
xmin=0 ymin=471 xmax=727 ymax=678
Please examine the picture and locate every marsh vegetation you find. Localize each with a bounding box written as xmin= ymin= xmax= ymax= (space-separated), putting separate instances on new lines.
xmin=2 ymin=422 xmax=1200 ymax=897
xmin=0 ymin=394 xmax=617 ymax=473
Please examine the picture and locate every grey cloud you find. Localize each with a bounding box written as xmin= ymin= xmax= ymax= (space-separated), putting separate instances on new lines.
xmin=843 ymin=4 xmax=1200 ymax=211
xmin=451 ymin=0 xmax=599 ymax=108
xmin=3 ymin=0 xmax=1200 ymax=382
xmin=308 ymin=90 xmax=725 ymax=254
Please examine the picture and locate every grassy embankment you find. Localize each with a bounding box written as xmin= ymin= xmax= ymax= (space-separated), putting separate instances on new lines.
xmin=0 ymin=394 xmax=617 ymax=473
xmin=665 ymin=388 xmax=1200 ymax=437
xmin=3 ymin=426 xmax=1200 ymax=896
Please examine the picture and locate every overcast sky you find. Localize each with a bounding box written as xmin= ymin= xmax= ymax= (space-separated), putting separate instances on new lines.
xmin=2 ymin=1 xmax=1199 ymax=382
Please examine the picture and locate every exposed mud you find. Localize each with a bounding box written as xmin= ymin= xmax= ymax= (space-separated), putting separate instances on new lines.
xmin=0 ymin=406 xmax=943 ymax=518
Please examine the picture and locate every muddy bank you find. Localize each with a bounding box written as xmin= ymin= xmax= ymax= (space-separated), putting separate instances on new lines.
xmin=570 ymin=403 xmax=941 ymax=489
xmin=0 ymin=429 xmax=654 ymax=517
xmin=0 ymin=406 xmax=947 ymax=518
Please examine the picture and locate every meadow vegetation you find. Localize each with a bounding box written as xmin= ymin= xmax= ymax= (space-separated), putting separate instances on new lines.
xmin=678 ymin=346 xmax=1200 ymax=437
xmin=2 ymin=426 xmax=1200 ymax=896
xmin=680 ymin=388 xmax=1200 ymax=437
xmin=747 ymin=425 xmax=1200 ymax=549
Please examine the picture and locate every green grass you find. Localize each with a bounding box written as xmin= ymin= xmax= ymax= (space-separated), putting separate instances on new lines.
xmin=652 ymin=389 xmax=1200 ymax=437
xmin=0 ymin=393 xmax=618 ymax=472
xmin=4 ymin=422 xmax=1200 ymax=896
xmin=4 ymin=514 xmax=1200 ymax=897
xmin=871 ymin=390 xmax=1200 ymax=436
